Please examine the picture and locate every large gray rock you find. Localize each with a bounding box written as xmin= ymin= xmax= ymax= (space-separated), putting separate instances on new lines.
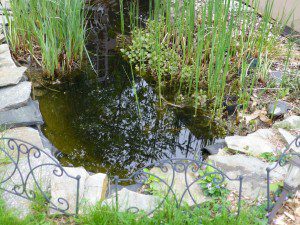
xmin=273 ymin=116 xmax=300 ymax=131
xmin=202 ymin=139 xmax=226 ymax=155
xmin=149 ymin=166 xmax=209 ymax=206
xmin=0 ymin=81 xmax=32 ymax=112
xmin=208 ymin=154 xmax=287 ymax=199
xmin=268 ymin=101 xmax=291 ymax=117
xmin=225 ymin=129 xmax=278 ymax=156
xmin=0 ymin=100 xmax=43 ymax=127
xmin=0 ymin=66 xmax=27 ymax=87
xmin=103 ymin=188 xmax=161 ymax=214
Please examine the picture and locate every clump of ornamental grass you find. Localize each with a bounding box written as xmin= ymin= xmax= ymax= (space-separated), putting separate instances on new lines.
xmin=119 ymin=0 xmax=293 ymax=118
xmin=2 ymin=0 xmax=86 ymax=78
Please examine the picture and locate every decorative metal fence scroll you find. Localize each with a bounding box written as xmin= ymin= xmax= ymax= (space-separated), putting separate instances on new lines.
xmin=266 ymin=135 xmax=300 ymax=221
xmin=112 ymin=158 xmax=244 ymax=216
xmin=0 ymin=138 xmax=81 ymax=215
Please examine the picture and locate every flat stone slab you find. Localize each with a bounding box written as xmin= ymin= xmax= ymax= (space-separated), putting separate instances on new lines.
xmin=0 ymin=0 xmax=11 ymax=10
xmin=208 ymin=154 xmax=287 ymax=200
xmin=0 ymin=66 xmax=27 ymax=87
xmin=225 ymin=129 xmax=280 ymax=156
xmin=273 ymin=116 xmax=300 ymax=131
xmin=0 ymin=81 xmax=32 ymax=112
xmin=0 ymin=100 xmax=43 ymax=127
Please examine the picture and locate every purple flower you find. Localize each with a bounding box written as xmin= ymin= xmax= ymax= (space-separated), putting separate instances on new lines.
xmin=207 ymin=183 xmax=212 ymax=189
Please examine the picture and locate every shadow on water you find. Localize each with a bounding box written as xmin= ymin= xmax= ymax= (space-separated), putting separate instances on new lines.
xmin=36 ymin=0 xmax=223 ymax=177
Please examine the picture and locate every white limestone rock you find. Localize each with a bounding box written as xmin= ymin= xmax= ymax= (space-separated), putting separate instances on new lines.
xmin=273 ymin=116 xmax=300 ymax=131
xmin=50 ymin=167 xmax=88 ymax=215
xmin=225 ymin=129 xmax=278 ymax=156
xmin=208 ymin=154 xmax=287 ymax=199
xmin=82 ymin=173 xmax=108 ymax=207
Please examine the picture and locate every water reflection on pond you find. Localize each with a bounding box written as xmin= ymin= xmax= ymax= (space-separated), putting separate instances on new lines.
xmin=38 ymin=59 xmax=219 ymax=177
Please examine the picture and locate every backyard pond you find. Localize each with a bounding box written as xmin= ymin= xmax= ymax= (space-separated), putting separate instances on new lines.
xmin=36 ymin=57 xmax=221 ymax=177
xmin=35 ymin=1 xmax=222 ymax=177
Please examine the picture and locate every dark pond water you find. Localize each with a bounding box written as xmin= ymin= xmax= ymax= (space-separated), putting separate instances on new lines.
xmin=36 ymin=0 xmax=222 ymax=177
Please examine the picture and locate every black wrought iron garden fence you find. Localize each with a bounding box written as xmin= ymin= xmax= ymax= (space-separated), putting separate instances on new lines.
xmin=0 ymin=135 xmax=299 ymax=222
xmin=111 ymin=158 xmax=244 ymax=216
xmin=0 ymin=137 xmax=81 ymax=215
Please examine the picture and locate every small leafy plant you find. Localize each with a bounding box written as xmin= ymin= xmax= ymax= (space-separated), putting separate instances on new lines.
xmin=143 ymin=168 xmax=162 ymax=195
xmin=259 ymin=152 xmax=279 ymax=162
xmin=198 ymin=163 xmax=229 ymax=198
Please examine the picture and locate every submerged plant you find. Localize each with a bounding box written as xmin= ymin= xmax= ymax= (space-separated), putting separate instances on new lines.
xmin=3 ymin=0 xmax=86 ymax=78
xmin=119 ymin=0 xmax=293 ymax=118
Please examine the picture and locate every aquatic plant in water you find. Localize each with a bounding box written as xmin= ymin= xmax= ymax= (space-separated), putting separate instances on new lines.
xmin=119 ymin=0 xmax=293 ymax=118
xmin=2 ymin=0 xmax=86 ymax=78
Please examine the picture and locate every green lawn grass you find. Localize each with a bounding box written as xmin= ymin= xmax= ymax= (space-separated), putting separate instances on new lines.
xmin=0 ymin=195 xmax=269 ymax=225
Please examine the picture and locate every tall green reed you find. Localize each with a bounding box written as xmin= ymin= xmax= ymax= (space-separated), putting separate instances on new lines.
xmin=121 ymin=0 xmax=292 ymax=117
xmin=3 ymin=0 xmax=86 ymax=78
xmin=120 ymin=0 xmax=125 ymax=35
